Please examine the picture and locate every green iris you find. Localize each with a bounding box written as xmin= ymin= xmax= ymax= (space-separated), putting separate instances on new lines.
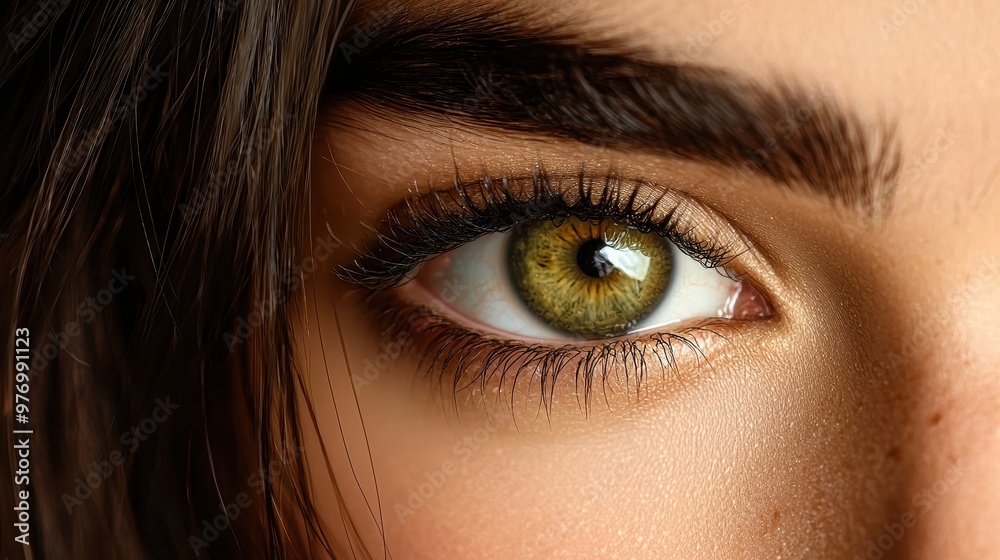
xmin=509 ymin=217 xmax=673 ymax=338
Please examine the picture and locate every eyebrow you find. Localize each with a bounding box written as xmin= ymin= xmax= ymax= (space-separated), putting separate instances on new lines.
xmin=325 ymin=5 xmax=901 ymax=217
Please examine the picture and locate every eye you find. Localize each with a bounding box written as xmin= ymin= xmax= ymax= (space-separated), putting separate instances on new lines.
xmin=413 ymin=216 xmax=766 ymax=341
xmin=337 ymin=171 xmax=778 ymax=409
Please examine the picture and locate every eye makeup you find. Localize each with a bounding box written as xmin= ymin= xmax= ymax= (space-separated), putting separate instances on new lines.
xmin=338 ymin=167 xmax=747 ymax=290
xmin=335 ymin=166 xmax=776 ymax=415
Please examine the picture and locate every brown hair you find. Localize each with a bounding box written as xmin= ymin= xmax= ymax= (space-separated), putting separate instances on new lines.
xmin=1 ymin=1 xmax=351 ymax=557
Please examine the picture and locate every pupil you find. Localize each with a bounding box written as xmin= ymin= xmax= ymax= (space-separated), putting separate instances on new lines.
xmin=576 ymin=238 xmax=615 ymax=278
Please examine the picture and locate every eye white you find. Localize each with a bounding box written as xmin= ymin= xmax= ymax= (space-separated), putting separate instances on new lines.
xmin=419 ymin=230 xmax=739 ymax=341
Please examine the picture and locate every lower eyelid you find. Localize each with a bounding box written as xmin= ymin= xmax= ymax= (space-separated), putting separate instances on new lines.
xmin=359 ymin=289 xmax=756 ymax=416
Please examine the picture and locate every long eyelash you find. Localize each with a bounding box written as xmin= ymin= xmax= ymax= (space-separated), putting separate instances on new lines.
xmin=367 ymin=293 xmax=738 ymax=417
xmin=336 ymin=166 xmax=738 ymax=291
xmin=337 ymin=166 xmax=745 ymax=413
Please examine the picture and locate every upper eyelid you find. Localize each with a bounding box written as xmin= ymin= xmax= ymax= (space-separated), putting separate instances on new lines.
xmin=334 ymin=167 xmax=763 ymax=291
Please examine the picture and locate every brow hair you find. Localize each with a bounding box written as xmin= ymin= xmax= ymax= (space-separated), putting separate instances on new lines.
xmin=326 ymin=4 xmax=902 ymax=217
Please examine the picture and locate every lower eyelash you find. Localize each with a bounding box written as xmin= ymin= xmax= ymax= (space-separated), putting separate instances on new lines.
xmin=364 ymin=289 xmax=740 ymax=415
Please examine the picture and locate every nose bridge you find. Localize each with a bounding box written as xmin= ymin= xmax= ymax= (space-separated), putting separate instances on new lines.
xmin=892 ymin=253 xmax=1000 ymax=558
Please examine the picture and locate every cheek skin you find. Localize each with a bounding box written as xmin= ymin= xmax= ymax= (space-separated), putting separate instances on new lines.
xmin=305 ymin=270 xmax=899 ymax=560
xmin=865 ymin=190 xmax=1000 ymax=559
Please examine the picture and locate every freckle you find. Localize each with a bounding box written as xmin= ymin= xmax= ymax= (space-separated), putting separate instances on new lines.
xmin=886 ymin=446 xmax=900 ymax=460
xmin=765 ymin=509 xmax=782 ymax=533
xmin=930 ymin=412 xmax=943 ymax=425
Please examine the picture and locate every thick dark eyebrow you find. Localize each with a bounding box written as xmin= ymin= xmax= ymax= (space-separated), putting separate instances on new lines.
xmin=325 ymin=6 xmax=901 ymax=217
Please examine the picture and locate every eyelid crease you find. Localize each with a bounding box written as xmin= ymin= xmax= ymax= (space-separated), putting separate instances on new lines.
xmin=335 ymin=165 xmax=758 ymax=291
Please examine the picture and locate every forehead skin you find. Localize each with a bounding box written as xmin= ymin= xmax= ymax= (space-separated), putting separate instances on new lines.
xmin=305 ymin=1 xmax=1000 ymax=558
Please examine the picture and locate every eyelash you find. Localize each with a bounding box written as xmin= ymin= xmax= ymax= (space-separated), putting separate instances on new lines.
xmin=365 ymin=294 xmax=736 ymax=415
xmin=337 ymin=167 xmax=750 ymax=412
xmin=337 ymin=167 xmax=742 ymax=291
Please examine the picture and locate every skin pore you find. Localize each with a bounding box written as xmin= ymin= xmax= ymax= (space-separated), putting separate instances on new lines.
xmin=296 ymin=0 xmax=1000 ymax=558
